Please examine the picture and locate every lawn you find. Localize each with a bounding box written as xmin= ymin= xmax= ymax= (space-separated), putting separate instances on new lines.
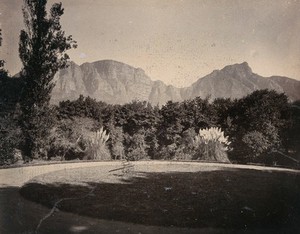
xmin=20 ymin=163 xmax=300 ymax=232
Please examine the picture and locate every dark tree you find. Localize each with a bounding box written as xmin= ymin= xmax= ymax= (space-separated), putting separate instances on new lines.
xmin=158 ymin=101 xmax=185 ymax=146
xmin=0 ymin=29 xmax=8 ymax=78
xmin=0 ymin=29 xmax=23 ymax=165
xmin=284 ymin=101 xmax=300 ymax=161
xmin=229 ymin=90 xmax=291 ymax=163
xmin=0 ymin=29 xmax=24 ymax=111
xmin=212 ymin=98 xmax=235 ymax=133
xmin=19 ymin=0 xmax=77 ymax=159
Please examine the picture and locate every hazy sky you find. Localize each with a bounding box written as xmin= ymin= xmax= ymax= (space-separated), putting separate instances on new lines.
xmin=1 ymin=0 xmax=300 ymax=87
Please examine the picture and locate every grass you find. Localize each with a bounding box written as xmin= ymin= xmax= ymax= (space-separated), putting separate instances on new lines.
xmin=20 ymin=164 xmax=300 ymax=231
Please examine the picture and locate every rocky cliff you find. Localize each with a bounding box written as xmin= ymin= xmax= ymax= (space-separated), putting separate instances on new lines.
xmin=51 ymin=60 xmax=300 ymax=104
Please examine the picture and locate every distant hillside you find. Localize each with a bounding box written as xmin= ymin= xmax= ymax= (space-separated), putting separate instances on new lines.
xmin=268 ymin=76 xmax=300 ymax=102
xmin=48 ymin=60 xmax=300 ymax=104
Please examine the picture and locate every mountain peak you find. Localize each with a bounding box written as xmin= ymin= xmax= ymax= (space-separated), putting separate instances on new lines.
xmin=89 ymin=59 xmax=137 ymax=69
xmin=222 ymin=61 xmax=252 ymax=75
xmin=240 ymin=61 xmax=249 ymax=66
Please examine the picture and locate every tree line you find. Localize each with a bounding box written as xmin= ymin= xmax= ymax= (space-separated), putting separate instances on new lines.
xmin=50 ymin=92 xmax=299 ymax=166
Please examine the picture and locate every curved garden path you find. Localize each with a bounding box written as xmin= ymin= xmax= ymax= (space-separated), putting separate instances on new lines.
xmin=0 ymin=161 xmax=299 ymax=234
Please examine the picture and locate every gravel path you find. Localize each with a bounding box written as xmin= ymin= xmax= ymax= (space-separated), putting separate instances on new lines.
xmin=0 ymin=161 xmax=299 ymax=234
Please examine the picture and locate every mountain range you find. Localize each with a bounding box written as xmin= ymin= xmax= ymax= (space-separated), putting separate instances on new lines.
xmin=51 ymin=60 xmax=300 ymax=105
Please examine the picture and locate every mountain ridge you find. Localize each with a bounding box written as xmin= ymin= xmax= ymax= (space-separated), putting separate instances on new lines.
xmin=51 ymin=60 xmax=300 ymax=105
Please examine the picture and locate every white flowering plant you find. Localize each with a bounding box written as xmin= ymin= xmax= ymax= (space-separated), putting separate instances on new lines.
xmin=88 ymin=127 xmax=110 ymax=160
xmin=75 ymin=127 xmax=111 ymax=160
xmin=193 ymin=127 xmax=231 ymax=163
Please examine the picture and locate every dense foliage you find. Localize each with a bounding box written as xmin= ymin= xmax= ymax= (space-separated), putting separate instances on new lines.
xmin=50 ymin=90 xmax=298 ymax=167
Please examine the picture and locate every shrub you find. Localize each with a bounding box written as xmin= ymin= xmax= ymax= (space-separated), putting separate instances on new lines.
xmin=125 ymin=131 xmax=149 ymax=161
xmin=156 ymin=128 xmax=196 ymax=160
xmin=0 ymin=115 xmax=23 ymax=165
xmin=193 ymin=127 xmax=231 ymax=163
xmin=106 ymin=125 xmax=125 ymax=160
xmin=241 ymin=123 xmax=281 ymax=162
xmin=84 ymin=127 xmax=111 ymax=160
xmin=158 ymin=143 xmax=178 ymax=160
xmin=49 ymin=117 xmax=101 ymax=160
xmin=242 ymin=131 xmax=272 ymax=157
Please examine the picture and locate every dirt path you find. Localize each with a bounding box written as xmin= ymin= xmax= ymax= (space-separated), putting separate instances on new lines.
xmin=0 ymin=161 xmax=298 ymax=234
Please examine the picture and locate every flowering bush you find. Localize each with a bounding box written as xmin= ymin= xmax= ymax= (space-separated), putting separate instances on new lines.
xmin=193 ymin=127 xmax=231 ymax=163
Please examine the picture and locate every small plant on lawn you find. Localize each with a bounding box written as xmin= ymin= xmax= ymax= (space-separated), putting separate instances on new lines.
xmin=193 ymin=127 xmax=231 ymax=163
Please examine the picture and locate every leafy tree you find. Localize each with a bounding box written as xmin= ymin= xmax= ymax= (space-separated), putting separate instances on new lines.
xmin=105 ymin=101 xmax=160 ymax=160
xmin=183 ymin=97 xmax=216 ymax=131
xmin=241 ymin=126 xmax=279 ymax=160
xmin=145 ymin=129 xmax=159 ymax=159
xmin=57 ymin=95 xmax=108 ymax=121
xmin=212 ymin=98 xmax=235 ymax=134
xmin=157 ymin=97 xmax=215 ymax=159
xmin=118 ymin=101 xmax=158 ymax=135
xmin=124 ymin=130 xmax=149 ymax=161
xmin=229 ymin=90 xmax=291 ymax=162
xmin=232 ymin=90 xmax=289 ymax=133
xmin=171 ymin=128 xmax=196 ymax=160
xmin=106 ymin=122 xmax=125 ymax=160
xmin=158 ymin=101 xmax=184 ymax=146
xmin=19 ymin=0 xmax=77 ymax=159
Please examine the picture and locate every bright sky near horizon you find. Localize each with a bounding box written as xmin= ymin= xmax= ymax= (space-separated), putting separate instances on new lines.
xmin=0 ymin=0 xmax=300 ymax=87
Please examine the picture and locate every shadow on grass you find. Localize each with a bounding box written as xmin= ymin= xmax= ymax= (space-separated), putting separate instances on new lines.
xmin=0 ymin=186 xmax=54 ymax=234
xmin=20 ymin=168 xmax=300 ymax=232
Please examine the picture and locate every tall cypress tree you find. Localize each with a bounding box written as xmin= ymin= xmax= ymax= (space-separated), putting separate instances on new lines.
xmin=19 ymin=0 xmax=77 ymax=159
